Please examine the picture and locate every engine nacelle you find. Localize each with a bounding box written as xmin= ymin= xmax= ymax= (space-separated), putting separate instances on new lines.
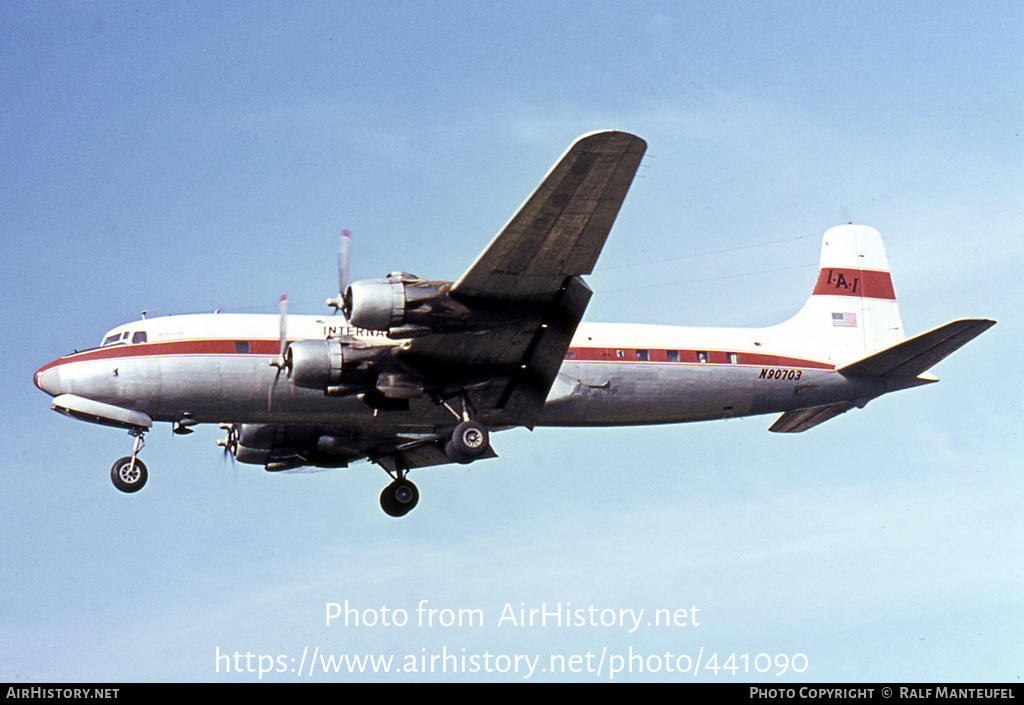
xmin=232 ymin=423 xmax=281 ymax=465
xmin=286 ymin=339 xmax=344 ymax=390
xmin=286 ymin=339 xmax=390 ymax=392
xmin=343 ymin=275 xmax=408 ymax=331
xmin=343 ymin=272 xmax=467 ymax=333
xmin=231 ymin=424 xmax=362 ymax=469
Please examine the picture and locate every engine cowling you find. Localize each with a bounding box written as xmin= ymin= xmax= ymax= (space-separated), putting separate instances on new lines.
xmin=286 ymin=339 xmax=389 ymax=393
xmin=231 ymin=424 xmax=362 ymax=469
xmin=286 ymin=339 xmax=344 ymax=390
xmin=343 ymin=275 xmax=408 ymax=331
xmin=343 ymin=272 xmax=466 ymax=333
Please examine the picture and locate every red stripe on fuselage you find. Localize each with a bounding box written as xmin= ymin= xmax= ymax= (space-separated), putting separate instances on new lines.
xmin=812 ymin=267 xmax=895 ymax=300
xmin=35 ymin=339 xmax=283 ymax=374
xmin=566 ymin=346 xmax=833 ymax=369
xmin=37 ymin=339 xmax=836 ymax=374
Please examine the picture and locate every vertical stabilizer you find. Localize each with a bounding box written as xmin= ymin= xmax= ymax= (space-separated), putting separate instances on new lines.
xmin=774 ymin=225 xmax=905 ymax=365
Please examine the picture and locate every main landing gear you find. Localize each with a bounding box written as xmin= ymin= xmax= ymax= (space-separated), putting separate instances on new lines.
xmin=445 ymin=420 xmax=489 ymax=464
xmin=380 ymin=475 xmax=419 ymax=518
xmin=378 ymin=418 xmax=491 ymax=518
xmin=110 ymin=429 xmax=148 ymax=493
xmin=439 ymin=393 xmax=490 ymax=465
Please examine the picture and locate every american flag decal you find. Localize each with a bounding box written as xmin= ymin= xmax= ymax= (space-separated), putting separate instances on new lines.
xmin=832 ymin=312 xmax=857 ymax=327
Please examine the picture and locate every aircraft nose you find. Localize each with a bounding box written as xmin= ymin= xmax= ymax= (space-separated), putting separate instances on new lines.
xmin=33 ymin=363 xmax=63 ymax=397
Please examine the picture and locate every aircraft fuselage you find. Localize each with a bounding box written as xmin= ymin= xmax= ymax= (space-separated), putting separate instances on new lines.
xmin=34 ymin=313 xmax=885 ymax=431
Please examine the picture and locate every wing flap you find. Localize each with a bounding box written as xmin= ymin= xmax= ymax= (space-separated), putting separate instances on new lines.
xmin=497 ymin=274 xmax=593 ymax=424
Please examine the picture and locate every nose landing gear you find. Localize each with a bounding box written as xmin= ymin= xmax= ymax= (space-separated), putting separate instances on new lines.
xmin=110 ymin=430 xmax=148 ymax=493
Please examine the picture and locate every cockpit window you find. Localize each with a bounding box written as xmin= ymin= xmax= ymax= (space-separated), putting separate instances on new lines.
xmin=101 ymin=330 xmax=145 ymax=346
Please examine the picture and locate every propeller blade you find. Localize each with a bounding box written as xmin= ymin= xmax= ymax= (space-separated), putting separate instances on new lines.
xmin=268 ymin=371 xmax=279 ymax=412
xmin=269 ymin=295 xmax=289 ymax=410
xmin=278 ymin=294 xmax=288 ymax=361
xmin=217 ymin=423 xmax=238 ymax=455
xmin=339 ymin=229 xmax=351 ymax=300
xmin=327 ymin=230 xmax=352 ymax=313
xmin=217 ymin=424 xmax=239 ymax=480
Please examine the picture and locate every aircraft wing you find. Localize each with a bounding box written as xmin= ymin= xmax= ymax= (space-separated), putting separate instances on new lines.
xmin=400 ymin=131 xmax=647 ymax=425
xmin=451 ymin=130 xmax=648 ymax=301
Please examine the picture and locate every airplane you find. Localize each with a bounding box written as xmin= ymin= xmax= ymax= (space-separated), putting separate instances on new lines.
xmin=33 ymin=130 xmax=995 ymax=517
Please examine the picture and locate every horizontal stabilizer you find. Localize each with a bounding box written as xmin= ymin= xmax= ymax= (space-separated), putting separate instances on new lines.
xmin=769 ymin=402 xmax=856 ymax=433
xmin=771 ymin=318 xmax=994 ymax=433
xmin=838 ymin=318 xmax=995 ymax=378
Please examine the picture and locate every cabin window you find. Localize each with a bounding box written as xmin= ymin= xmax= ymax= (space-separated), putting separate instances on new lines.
xmin=565 ymin=351 xmax=576 ymax=359
xmin=696 ymin=351 xmax=709 ymax=363
xmin=131 ymin=331 xmax=147 ymax=344
xmin=616 ymin=349 xmax=624 ymax=359
xmin=234 ymin=341 xmax=250 ymax=354
xmin=636 ymin=349 xmax=649 ymax=361
xmin=727 ymin=352 xmax=739 ymax=364
xmin=666 ymin=350 xmax=679 ymax=362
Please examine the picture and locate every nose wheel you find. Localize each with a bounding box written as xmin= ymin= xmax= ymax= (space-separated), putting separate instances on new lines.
xmin=110 ymin=430 xmax=148 ymax=493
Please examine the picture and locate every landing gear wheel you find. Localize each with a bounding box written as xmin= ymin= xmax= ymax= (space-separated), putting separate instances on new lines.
xmin=445 ymin=420 xmax=489 ymax=463
xmin=110 ymin=456 xmax=148 ymax=493
xmin=380 ymin=478 xmax=419 ymax=517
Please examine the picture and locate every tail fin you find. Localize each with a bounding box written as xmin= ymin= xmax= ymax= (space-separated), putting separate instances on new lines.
xmin=767 ymin=225 xmax=996 ymax=433
xmin=773 ymin=224 xmax=905 ymax=366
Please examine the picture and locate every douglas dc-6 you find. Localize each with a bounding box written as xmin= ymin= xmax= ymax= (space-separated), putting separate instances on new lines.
xmin=33 ymin=131 xmax=994 ymax=516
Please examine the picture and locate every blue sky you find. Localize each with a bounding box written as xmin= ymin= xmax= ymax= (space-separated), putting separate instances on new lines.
xmin=2 ymin=1 xmax=1021 ymax=682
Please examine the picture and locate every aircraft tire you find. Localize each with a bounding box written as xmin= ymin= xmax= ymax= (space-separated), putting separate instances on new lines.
xmin=380 ymin=479 xmax=419 ymax=517
xmin=446 ymin=421 xmax=489 ymax=462
xmin=110 ymin=457 xmax=148 ymax=493
xmin=444 ymin=440 xmax=473 ymax=464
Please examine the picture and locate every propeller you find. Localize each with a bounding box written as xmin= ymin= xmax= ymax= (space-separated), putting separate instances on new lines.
xmin=326 ymin=230 xmax=351 ymax=314
xmin=216 ymin=423 xmax=239 ymax=480
xmin=268 ymin=229 xmax=351 ymax=411
xmin=217 ymin=423 xmax=239 ymax=457
xmin=268 ymin=294 xmax=290 ymax=409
